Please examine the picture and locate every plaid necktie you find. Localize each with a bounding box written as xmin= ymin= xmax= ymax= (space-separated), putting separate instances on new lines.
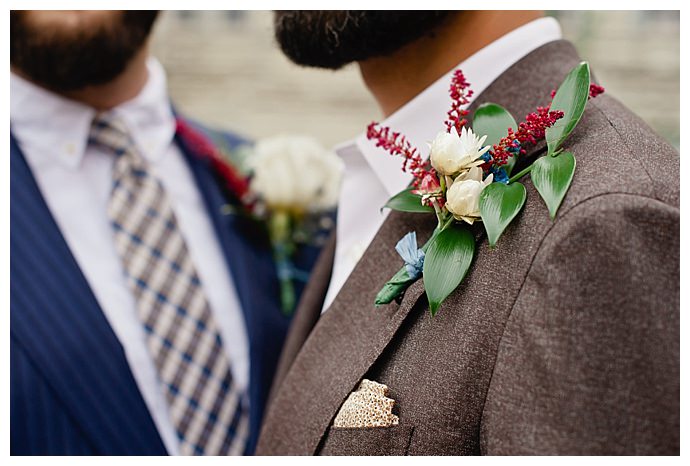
xmin=90 ymin=113 xmax=249 ymax=455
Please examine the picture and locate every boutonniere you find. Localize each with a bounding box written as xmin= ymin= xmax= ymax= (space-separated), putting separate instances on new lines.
xmin=368 ymin=62 xmax=604 ymax=315
xmin=176 ymin=120 xmax=343 ymax=315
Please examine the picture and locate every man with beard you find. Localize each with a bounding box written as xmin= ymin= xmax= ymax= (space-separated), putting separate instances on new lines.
xmin=257 ymin=11 xmax=679 ymax=455
xmin=10 ymin=11 xmax=311 ymax=455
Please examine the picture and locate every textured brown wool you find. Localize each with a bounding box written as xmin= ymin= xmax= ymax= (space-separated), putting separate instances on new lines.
xmin=256 ymin=40 xmax=680 ymax=456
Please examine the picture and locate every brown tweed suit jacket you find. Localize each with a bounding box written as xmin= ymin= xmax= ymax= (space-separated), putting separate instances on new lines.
xmin=256 ymin=41 xmax=680 ymax=455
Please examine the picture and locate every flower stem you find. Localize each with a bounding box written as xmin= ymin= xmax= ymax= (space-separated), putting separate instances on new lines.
xmin=508 ymin=148 xmax=565 ymax=184
xmin=440 ymin=214 xmax=455 ymax=232
xmin=423 ymin=215 xmax=455 ymax=252
xmin=508 ymin=164 xmax=534 ymax=183
xmin=432 ymin=199 xmax=444 ymax=226
xmin=269 ymin=211 xmax=297 ymax=315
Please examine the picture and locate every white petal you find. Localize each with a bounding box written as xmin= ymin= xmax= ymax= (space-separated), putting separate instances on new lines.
xmin=467 ymin=166 xmax=483 ymax=181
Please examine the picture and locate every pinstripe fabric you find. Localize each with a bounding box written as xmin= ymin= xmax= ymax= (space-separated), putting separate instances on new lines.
xmin=11 ymin=342 xmax=96 ymax=455
xmin=11 ymin=120 xmax=325 ymax=455
xmin=90 ymin=114 xmax=248 ymax=456
xmin=10 ymin=134 xmax=167 ymax=455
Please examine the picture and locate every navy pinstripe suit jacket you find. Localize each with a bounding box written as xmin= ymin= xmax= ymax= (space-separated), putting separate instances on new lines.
xmin=10 ymin=122 xmax=319 ymax=455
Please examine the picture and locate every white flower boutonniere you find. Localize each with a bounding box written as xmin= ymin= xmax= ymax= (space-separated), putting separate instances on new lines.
xmin=247 ymin=135 xmax=343 ymax=214
xmin=367 ymin=62 xmax=605 ymax=315
xmin=247 ymin=135 xmax=343 ymax=314
xmin=175 ymin=120 xmax=342 ymax=316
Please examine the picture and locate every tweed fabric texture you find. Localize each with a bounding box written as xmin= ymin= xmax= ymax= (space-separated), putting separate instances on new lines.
xmin=90 ymin=114 xmax=248 ymax=455
xmin=256 ymin=41 xmax=679 ymax=455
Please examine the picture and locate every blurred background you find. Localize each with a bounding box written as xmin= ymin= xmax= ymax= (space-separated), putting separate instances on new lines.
xmin=151 ymin=11 xmax=680 ymax=149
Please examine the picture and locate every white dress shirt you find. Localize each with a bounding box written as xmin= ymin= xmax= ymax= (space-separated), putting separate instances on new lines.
xmin=323 ymin=18 xmax=562 ymax=311
xmin=10 ymin=58 xmax=250 ymax=455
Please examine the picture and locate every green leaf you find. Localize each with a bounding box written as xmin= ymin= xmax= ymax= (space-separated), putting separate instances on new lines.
xmin=472 ymin=103 xmax=517 ymax=147
xmin=531 ymin=152 xmax=576 ymax=219
xmin=384 ymin=188 xmax=434 ymax=213
xmin=479 ymin=182 xmax=527 ymax=247
xmin=374 ymin=266 xmax=414 ymax=306
xmin=422 ymin=224 xmax=475 ymax=316
xmin=546 ymin=62 xmax=591 ymax=155
xmin=472 ymin=103 xmax=519 ymax=175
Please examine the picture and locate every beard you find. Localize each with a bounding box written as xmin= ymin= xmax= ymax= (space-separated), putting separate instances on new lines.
xmin=273 ymin=11 xmax=452 ymax=70
xmin=10 ymin=10 xmax=159 ymax=92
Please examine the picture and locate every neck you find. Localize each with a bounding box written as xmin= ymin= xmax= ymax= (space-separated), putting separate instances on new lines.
xmin=359 ymin=11 xmax=543 ymax=117
xmin=63 ymin=45 xmax=150 ymax=111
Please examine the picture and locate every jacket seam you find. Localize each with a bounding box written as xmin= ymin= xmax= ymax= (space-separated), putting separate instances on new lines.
xmin=403 ymin=426 xmax=416 ymax=456
xmin=588 ymin=99 xmax=659 ymax=200
xmin=477 ymin=190 xmax=668 ymax=451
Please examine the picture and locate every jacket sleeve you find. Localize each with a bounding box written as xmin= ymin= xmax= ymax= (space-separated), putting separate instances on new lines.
xmin=480 ymin=193 xmax=679 ymax=455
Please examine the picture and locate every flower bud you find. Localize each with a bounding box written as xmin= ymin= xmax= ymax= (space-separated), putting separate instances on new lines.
xmin=445 ymin=169 xmax=493 ymax=224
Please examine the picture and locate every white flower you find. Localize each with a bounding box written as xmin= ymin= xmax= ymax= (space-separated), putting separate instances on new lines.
xmin=246 ymin=135 xmax=344 ymax=213
xmin=429 ymin=126 xmax=490 ymax=176
xmin=445 ymin=167 xmax=493 ymax=224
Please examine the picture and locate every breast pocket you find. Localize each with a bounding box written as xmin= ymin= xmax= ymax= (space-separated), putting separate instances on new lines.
xmin=317 ymin=425 xmax=415 ymax=456
xmin=407 ymin=424 xmax=479 ymax=455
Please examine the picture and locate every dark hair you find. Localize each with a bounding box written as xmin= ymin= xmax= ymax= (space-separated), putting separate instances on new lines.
xmin=273 ymin=11 xmax=452 ymax=70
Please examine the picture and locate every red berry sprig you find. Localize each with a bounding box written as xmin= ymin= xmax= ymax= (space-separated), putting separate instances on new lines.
xmin=445 ymin=70 xmax=474 ymax=134
xmin=488 ymin=106 xmax=565 ymax=167
xmin=366 ymin=122 xmax=432 ymax=187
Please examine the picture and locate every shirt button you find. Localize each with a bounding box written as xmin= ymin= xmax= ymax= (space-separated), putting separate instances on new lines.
xmin=65 ymin=142 xmax=76 ymax=155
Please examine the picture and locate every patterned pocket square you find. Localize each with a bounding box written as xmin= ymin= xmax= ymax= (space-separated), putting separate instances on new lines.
xmin=333 ymin=379 xmax=399 ymax=428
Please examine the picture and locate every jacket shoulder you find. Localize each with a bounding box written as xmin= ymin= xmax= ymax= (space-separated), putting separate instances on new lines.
xmin=559 ymin=94 xmax=679 ymax=213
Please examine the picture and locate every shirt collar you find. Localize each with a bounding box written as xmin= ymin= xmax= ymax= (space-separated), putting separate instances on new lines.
xmin=336 ymin=17 xmax=562 ymax=196
xmin=10 ymin=57 xmax=175 ymax=170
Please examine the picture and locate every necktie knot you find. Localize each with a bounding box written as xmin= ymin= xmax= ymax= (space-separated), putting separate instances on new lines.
xmin=89 ymin=113 xmax=137 ymax=158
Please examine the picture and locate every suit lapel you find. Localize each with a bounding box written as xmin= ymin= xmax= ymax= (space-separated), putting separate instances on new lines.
xmin=268 ymin=232 xmax=337 ymax=397
xmin=259 ymin=207 xmax=437 ymax=454
xmin=259 ymin=40 xmax=583 ymax=455
xmin=10 ymin=135 xmax=167 ymax=455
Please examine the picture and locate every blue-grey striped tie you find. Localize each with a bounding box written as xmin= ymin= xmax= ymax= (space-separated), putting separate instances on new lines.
xmin=90 ymin=113 xmax=249 ymax=455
